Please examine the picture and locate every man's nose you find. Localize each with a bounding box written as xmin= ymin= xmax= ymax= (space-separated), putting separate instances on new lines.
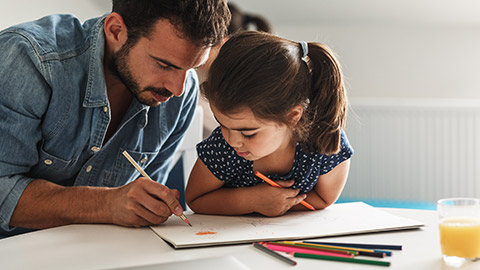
xmin=165 ymin=69 xmax=188 ymax=97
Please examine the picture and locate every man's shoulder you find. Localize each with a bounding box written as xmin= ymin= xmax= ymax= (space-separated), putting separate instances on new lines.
xmin=0 ymin=14 xmax=105 ymax=58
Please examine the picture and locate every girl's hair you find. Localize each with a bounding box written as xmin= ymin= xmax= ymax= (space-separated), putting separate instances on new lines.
xmin=202 ymin=31 xmax=347 ymax=154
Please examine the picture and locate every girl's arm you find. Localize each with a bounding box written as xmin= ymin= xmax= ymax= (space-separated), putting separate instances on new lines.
xmin=185 ymin=158 xmax=307 ymax=216
xmin=291 ymin=159 xmax=351 ymax=211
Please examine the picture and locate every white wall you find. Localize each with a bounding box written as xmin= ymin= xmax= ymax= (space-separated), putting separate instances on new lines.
xmin=231 ymin=0 xmax=480 ymax=100
xmin=0 ymin=0 xmax=110 ymax=30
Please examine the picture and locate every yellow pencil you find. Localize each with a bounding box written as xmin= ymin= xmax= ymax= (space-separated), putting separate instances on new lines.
xmin=283 ymin=241 xmax=376 ymax=253
xmin=122 ymin=150 xmax=192 ymax=226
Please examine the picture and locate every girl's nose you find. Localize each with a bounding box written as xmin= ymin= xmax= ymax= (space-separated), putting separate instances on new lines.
xmin=223 ymin=129 xmax=243 ymax=148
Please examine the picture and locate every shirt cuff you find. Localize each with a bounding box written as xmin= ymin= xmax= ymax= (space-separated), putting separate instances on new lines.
xmin=0 ymin=175 xmax=33 ymax=232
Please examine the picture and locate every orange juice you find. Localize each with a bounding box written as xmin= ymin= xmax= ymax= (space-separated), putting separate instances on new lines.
xmin=439 ymin=218 xmax=480 ymax=259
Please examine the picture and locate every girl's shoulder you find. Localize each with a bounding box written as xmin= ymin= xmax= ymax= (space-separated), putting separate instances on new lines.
xmin=197 ymin=126 xmax=226 ymax=150
xmin=196 ymin=126 xmax=248 ymax=165
xmin=196 ymin=127 xmax=252 ymax=183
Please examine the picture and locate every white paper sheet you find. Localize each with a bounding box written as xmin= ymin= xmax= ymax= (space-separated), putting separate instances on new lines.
xmin=150 ymin=202 xmax=424 ymax=249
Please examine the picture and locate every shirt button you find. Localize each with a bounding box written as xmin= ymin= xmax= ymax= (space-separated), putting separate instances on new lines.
xmin=85 ymin=165 xmax=92 ymax=173
xmin=103 ymin=106 xmax=108 ymax=113
xmin=91 ymin=146 xmax=101 ymax=152
xmin=44 ymin=159 xmax=53 ymax=165
xmin=140 ymin=157 xmax=148 ymax=164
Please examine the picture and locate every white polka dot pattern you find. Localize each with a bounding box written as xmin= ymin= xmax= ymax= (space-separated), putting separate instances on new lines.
xmin=197 ymin=127 xmax=354 ymax=193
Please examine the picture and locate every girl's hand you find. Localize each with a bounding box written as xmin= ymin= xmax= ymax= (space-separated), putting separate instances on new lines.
xmin=250 ymin=182 xmax=307 ymax=217
xmin=273 ymin=179 xmax=296 ymax=188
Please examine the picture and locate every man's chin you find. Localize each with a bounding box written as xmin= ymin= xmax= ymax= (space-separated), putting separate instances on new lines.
xmin=136 ymin=94 xmax=169 ymax=107
xmin=151 ymin=92 xmax=172 ymax=103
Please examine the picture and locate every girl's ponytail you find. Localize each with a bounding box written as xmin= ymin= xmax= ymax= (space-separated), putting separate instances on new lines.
xmin=301 ymin=43 xmax=347 ymax=154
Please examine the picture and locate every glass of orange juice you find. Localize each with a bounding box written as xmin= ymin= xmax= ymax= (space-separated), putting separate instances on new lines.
xmin=438 ymin=198 xmax=480 ymax=267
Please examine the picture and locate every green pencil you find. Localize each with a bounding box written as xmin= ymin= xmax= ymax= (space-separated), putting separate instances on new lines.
xmin=293 ymin=252 xmax=391 ymax=267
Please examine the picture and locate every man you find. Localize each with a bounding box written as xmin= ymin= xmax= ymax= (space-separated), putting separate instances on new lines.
xmin=0 ymin=0 xmax=230 ymax=237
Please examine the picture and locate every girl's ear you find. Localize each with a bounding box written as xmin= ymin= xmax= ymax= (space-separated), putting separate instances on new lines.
xmin=288 ymin=105 xmax=304 ymax=127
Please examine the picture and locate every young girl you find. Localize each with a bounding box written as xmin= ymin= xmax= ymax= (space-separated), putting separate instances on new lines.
xmin=185 ymin=31 xmax=353 ymax=217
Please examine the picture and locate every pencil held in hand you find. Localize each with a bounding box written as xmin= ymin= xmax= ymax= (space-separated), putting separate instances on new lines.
xmin=122 ymin=150 xmax=192 ymax=226
xmin=254 ymin=171 xmax=316 ymax=211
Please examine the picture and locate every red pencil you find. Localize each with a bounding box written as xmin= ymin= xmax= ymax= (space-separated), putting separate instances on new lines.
xmin=254 ymin=171 xmax=316 ymax=211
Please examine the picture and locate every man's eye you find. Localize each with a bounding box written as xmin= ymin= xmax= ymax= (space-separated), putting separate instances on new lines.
xmin=156 ymin=62 xmax=171 ymax=70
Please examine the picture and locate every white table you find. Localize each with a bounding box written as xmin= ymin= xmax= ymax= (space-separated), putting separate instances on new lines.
xmin=0 ymin=208 xmax=477 ymax=270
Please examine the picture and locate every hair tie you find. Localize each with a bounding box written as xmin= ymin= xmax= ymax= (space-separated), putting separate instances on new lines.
xmin=299 ymin=41 xmax=312 ymax=72
xmin=300 ymin=41 xmax=309 ymax=61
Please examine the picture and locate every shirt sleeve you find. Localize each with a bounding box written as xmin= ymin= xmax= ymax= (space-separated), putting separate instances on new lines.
xmin=0 ymin=31 xmax=51 ymax=231
xmin=319 ymin=130 xmax=354 ymax=175
xmin=143 ymin=69 xmax=199 ymax=185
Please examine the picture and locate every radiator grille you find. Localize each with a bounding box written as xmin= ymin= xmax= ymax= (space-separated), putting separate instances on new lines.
xmin=342 ymin=99 xmax=480 ymax=203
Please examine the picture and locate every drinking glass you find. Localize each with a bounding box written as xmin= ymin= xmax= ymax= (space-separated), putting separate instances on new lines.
xmin=437 ymin=198 xmax=480 ymax=267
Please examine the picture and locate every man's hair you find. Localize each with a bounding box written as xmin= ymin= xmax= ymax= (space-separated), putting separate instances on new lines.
xmin=112 ymin=0 xmax=231 ymax=47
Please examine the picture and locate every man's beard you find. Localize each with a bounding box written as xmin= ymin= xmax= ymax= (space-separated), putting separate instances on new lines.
xmin=109 ymin=42 xmax=173 ymax=107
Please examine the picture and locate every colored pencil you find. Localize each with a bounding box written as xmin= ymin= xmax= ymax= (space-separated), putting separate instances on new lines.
xmin=295 ymin=241 xmax=378 ymax=253
xmin=301 ymin=241 xmax=391 ymax=256
xmin=254 ymin=171 xmax=316 ymax=211
xmin=263 ymin=243 xmax=354 ymax=258
xmin=270 ymin=241 xmax=358 ymax=255
xmin=357 ymin=251 xmax=386 ymax=258
xmin=280 ymin=241 xmax=389 ymax=257
xmin=376 ymin=250 xmax=392 ymax=257
xmin=122 ymin=150 xmax=192 ymax=227
xmin=253 ymin=243 xmax=297 ymax=266
xmin=303 ymin=241 xmax=402 ymax=250
xmin=293 ymin=252 xmax=391 ymax=267
xmin=265 ymin=242 xmax=355 ymax=256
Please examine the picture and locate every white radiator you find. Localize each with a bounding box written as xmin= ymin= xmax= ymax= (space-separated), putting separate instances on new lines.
xmin=342 ymin=98 xmax=480 ymax=203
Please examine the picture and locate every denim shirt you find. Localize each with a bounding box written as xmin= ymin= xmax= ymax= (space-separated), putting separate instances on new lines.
xmin=0 ymin=14 xmax=198 ymax=236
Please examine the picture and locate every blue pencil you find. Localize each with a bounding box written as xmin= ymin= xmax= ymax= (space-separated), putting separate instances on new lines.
xmin=373 ymin=250 xmax=392 ymax=256
xmin=303 ymin=241 xmax=402 ymax=251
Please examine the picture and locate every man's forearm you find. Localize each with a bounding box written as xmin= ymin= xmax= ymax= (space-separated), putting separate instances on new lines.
xmin=10 ymin=179 xmax=112 ymax=229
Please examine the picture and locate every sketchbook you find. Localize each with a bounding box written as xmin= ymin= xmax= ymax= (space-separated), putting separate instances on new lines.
xmin=150 ymin=202 xmax=425 ymax=249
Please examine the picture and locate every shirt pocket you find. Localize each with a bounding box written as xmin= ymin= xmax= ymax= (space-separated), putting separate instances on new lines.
xmin=106 ymin=149 xmax=159 ymax=187
xmin=32 ymin=146 xmax=78 ymax=181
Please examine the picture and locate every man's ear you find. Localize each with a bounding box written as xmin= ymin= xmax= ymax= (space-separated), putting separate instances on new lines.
xmin=104 ymin=12 xmax=128 ymax=52
xmin=288 ymin=105 xmax=304 ymax=127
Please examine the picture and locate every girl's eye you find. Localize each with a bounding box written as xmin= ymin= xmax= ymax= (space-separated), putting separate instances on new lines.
xmin=242 ymin=133 xmax=255 ymax=139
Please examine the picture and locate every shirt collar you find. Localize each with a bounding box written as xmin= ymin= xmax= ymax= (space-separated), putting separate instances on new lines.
xmin=83 ymin=14 xmax=109 ymax=108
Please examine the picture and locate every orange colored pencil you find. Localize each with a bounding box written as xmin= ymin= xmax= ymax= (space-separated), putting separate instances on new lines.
xmin=254 ymin=171 xmax=316 ymax=211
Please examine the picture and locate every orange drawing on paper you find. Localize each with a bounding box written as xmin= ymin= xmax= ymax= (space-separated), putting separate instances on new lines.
xmin=196 ymin=231 xmax=217 ymax=235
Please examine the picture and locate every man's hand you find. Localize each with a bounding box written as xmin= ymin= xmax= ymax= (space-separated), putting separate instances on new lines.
xmin=106 ymin=177 xmax=183 ymax=227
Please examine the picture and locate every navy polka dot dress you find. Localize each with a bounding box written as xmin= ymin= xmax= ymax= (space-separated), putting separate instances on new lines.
xmin=197 ymin=127 xmax=354 ymax=193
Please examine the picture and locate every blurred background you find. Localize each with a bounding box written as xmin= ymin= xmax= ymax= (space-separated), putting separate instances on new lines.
xmin=3 ymin=0 xmax=480 ymax=209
